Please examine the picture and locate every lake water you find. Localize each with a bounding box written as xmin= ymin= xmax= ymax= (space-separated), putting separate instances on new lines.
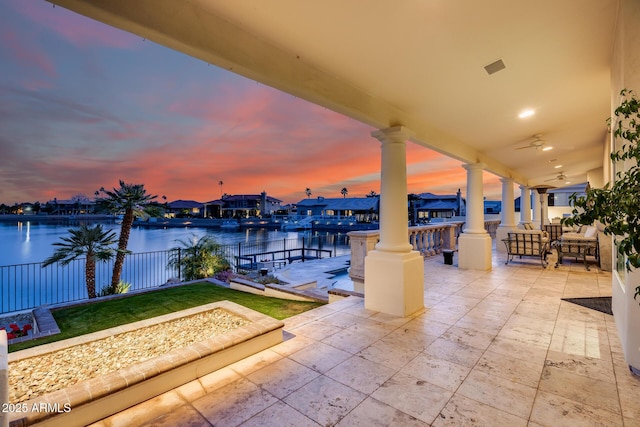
xmin=0 ymin=219 xmax=348 ymax=266
xmin=0 ymin=219 xmax=352 ymax=313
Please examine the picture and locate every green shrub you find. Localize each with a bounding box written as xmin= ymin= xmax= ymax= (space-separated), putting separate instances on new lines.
xmin=168 ymin=234 xmax=230 ymax=280
xmin=99 ymin=281 xmax=131 ymax=296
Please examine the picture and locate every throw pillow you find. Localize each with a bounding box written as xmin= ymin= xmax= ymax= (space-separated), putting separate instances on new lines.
xmin=584 ymin=226 xmax=597 ymax=239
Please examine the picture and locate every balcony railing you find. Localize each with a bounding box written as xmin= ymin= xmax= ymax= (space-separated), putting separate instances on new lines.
xmin=348 ymin=220 xmax=500 ymax=282
xmin=0 ymin=250 xmax=179 ymax=315
xmin=0 ymin=235 xmax=352 ymax=315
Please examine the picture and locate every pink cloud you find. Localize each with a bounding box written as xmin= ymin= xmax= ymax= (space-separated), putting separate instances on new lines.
xmin=11 ymin=2 xmax=138 ymax=49
xmin=0 ymin=28 xmax=57 ymax=79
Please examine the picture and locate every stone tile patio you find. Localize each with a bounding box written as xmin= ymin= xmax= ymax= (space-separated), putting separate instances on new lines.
xmin=88 ymin=250 xmax=640 ymax=426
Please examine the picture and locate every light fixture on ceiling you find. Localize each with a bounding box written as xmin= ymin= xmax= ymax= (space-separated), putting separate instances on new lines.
xmin=518 ymin=109 xmax=535 ymax=119
xmin=554 ymin=164 xmax=563 ymax=169
xmin=542 ymin=146 xmax=553 ymax=151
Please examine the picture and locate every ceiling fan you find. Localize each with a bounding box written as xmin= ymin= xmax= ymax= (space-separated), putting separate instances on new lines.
xmin=545 ymin=172 xmax=568 ymax=182
xmin=516 ymin=134 xmax=546 ymax=151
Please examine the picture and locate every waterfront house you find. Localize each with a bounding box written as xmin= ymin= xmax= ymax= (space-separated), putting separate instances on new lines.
xmin=201 ymin=199 xmax=224 ymax=218
xmin=33 ymin=2 xmax=640 ymax=424
xmin=296 ymin=196 xmax=379 ymax=222
xmin=483 ymin=200 xmax=502 ymax=215
xmin=220 ymin=192 xmax=283 ymax=218
xmin=414 ymin=190 xmax=465 ymax=221
xmin=45 ymin=198 xmax=95 ymax=216
xmin=165 ymin=200 xmax=202 ymax=218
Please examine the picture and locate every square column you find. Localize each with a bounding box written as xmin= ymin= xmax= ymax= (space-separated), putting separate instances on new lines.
xmin=364 ymin=126 xmax=424 ymax=317
xmin=458 ymin=163 xmax=492 ymax=270
xmin=496 ymin=177 xmax=517 ymax=254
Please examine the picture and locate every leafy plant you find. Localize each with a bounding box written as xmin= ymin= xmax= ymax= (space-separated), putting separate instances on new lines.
xmin=99 ymin=281 xmax=131 ymax=296
xmin=42 ymin=224 xmax=117 ymax=298
xmin=563 ymin=88 xmax=640 ymax=298
xmin=168 ymin=234 xmax=230 ymax=281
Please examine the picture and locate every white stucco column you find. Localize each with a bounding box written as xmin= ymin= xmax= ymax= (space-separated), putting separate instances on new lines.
xmin=496 ymin=177 xmax=517 ymax=253
xmin=540 ymin=192 xmax=549 ymax=226
xmin=458 ymin=163 xmax=492 ymax=270
xmin=374 ymin=128 xmax=413 ymax=253
xmin=531 ymin=187 xmax=550 ymax=228
xmin=364 ymin=126 xmax=424 ymax=317
xmin=519 ymin=185 xmax=532 ymax=225
xmin=532 ymin=190 xmax=541 ymax=228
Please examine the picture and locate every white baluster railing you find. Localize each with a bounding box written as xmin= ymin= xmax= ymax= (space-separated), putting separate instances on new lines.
xmin=348 ymin=220 xmax=505 ymax=282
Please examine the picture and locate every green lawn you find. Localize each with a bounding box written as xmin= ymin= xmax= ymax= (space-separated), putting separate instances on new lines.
xmin=8 ymin=282 xmax=324 ymax=352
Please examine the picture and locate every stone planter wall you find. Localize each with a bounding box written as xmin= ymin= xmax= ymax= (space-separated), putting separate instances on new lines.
xmin=7 ymin=302 xmax=283 ymax=427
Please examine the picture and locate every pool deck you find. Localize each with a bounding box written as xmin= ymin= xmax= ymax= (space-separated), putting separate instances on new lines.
xmin=87 ymin=249 xmax=640 ymax=426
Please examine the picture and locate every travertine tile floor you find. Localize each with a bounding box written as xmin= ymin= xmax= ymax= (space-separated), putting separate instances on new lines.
xmin=91 ymin=251 xmax=640 ymax=426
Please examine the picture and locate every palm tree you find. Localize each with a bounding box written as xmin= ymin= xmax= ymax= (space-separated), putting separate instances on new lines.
xmin=305 ymin=188 xmax=312 ymax=198
xmin=168 ymin=234 xmax=230 ymax=281
xmin=96 ymin=180 xmax=158 ymax=287
xmin=42 ymin=224 xmax=117 ymax=299
xmin=341 ymin=187 xmax=348 ymax=198
xmin=219 ymin=180 xmax=224 ymax=198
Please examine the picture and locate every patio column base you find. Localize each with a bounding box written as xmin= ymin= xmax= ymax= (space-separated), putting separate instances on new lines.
xmin=364 ymin=249 xmax=424 ymax=317
xmin=458 ymin=233 xmax=492 ymax=270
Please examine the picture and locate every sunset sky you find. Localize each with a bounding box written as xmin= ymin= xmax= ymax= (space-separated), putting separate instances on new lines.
xmin=0 ymin=1 xmax=501 ymax=206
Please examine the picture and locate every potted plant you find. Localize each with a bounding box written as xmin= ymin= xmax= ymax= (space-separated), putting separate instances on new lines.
xmin=563 ymin=89 xmax=640 ymax=281
xmin=563 ymin=88 xmax=640 ymax=373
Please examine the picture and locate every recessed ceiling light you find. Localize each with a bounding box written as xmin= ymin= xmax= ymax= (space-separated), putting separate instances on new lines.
xmin=554 ymin=164 xmax=562 ymax=169
xmin=542 ymin=146 xmax=553 ymax=151
xmin=518 ymin=109 xmax=535 ymax=119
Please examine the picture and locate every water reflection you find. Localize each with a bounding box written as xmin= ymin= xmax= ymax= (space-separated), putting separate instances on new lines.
xmin=0 ymin=221 xmax=349 ymax=266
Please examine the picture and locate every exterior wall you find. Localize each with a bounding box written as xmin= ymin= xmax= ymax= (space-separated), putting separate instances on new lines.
xmin=1 ymin=330 xmax=7 ymax=427
xmin=610 ymin=0 xmax=640 ymax=373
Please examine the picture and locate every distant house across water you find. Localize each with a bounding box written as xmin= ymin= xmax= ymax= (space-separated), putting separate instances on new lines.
xmin=45 ymin=197 xmax=95 ymax=215
xmin=295 ymin=196 xmax=379 ymax=222
xmin=199 ymin=192 xmax=283 ymax=218
xmin=220 ymin=192 xmax=283 ymax=218
xmin=166 ymin=200 xmax=202 ymax=218
xmin=414 ymin=190 xmax=466 ymax=221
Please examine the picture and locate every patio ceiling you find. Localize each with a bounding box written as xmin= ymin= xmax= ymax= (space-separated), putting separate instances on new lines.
xmin=48 ymin=0 xmax=619 ymax=188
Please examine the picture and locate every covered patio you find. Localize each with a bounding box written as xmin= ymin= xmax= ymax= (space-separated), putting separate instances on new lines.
xmin=32 ymin=1 xmax=640 ymax=425
xmin=90 ymin=251 xmax=635 ymax=426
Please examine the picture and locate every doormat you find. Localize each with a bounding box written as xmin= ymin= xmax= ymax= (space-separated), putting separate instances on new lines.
xmin=561 ymin=297 xmax=612 ymax=315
